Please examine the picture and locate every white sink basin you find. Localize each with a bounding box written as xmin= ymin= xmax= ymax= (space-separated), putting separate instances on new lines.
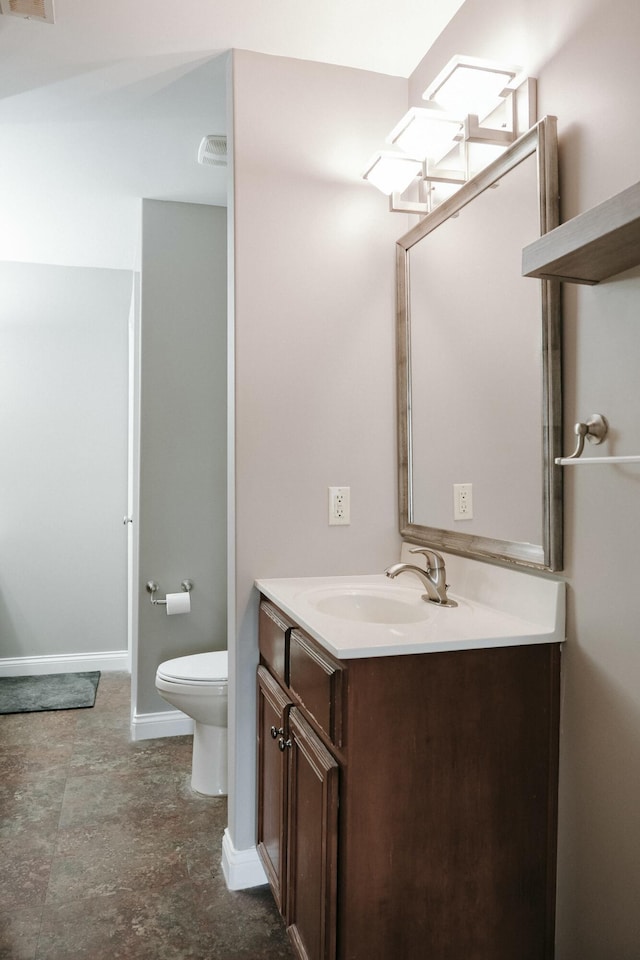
xmin=308 ymin=587 xmax=432 ymax=624
xmin=255 ymin=560 xmax=565 ymax=660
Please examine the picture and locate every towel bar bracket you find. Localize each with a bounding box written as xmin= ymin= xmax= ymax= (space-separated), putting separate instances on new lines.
xmin=564 ymin=413 xmax=608 ymax=460
xmin=555 ymin=412 xmax=640 ymax=465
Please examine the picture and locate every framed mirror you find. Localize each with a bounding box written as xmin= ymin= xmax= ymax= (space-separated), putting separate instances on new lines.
xmin=396 ymin=117 xmax=562 ymax=571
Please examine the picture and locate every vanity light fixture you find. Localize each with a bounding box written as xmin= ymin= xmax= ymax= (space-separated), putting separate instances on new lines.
xmin=363 ymin=55 xmax=536 ymax=215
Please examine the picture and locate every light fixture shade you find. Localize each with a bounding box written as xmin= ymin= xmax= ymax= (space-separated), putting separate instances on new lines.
xmin=362 ymin=152 xmax=423 ymax=196
xmin=363 ymin=54 xmax=535 ymax=214
xmin=423 ymin=55 xmax=518 ymax=121
xmin=387 ymin=106 xmax=462 ymax=164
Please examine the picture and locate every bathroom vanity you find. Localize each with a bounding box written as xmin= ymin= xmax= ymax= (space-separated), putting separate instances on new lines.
xmin=255 ymin=564 xmax=564 ymax=960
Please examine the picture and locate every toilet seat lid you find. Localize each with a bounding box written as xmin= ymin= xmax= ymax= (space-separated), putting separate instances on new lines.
xmin=157 ymin=650 xmax=228 ymax=683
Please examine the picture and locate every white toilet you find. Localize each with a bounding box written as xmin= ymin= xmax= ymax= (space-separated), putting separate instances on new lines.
xmin=155 ymin=650 xmax=228 ymax=796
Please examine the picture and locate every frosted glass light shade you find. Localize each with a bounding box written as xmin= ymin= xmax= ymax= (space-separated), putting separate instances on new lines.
xmin=423 ymin=56 xmax=518 ymax=122
xmin=387 ymin=107 xmax=462 ymax=164
xmin=362 ymin=152 xmax=423 ymax=196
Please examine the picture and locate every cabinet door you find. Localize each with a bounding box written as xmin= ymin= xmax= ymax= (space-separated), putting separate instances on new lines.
xmin=286 ymin=707 xmax=339 ymax=960
xmin=257 ymin=665 xmax=292 ymax=912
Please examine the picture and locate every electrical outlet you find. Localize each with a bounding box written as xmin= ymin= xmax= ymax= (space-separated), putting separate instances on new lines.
xmin=453 ymin=482 xmax=473 ymax=520
xmin=329 ymin=486 xmax=350 ymax=525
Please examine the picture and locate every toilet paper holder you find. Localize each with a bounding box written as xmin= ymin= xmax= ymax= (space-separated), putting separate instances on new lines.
xmin=146 ymin=579 xmax=193 ymax=606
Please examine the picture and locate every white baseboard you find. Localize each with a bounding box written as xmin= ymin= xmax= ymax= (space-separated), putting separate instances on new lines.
xmin=221 ymin=827 xmax=268 ymax=891
xmin=131 ymin=709 xmax=194 ymax=741
xmin=0 ymin=650 xmax=130 ymax=678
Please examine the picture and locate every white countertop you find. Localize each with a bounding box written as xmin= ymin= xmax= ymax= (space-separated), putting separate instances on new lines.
xmin=255 ymin=566 xmax=565 ymax=661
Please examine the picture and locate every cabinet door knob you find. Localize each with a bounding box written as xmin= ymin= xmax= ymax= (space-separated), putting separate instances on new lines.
xmin=270 ymin=725 xmax=283 ymax=740
xmin=278 ymin=736 xmax=292 ymax=751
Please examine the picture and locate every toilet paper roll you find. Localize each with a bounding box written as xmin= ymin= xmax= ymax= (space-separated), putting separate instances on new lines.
xmin=165 ymin=591 xmax=191 ymax=615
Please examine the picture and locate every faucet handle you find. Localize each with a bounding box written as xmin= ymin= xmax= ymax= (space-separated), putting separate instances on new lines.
xmin=409 ymin=546 xmax=445 ymax=569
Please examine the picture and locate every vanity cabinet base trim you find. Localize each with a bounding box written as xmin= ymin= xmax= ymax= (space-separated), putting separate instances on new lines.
xmin=221 ymin=828 xmax=267 ymax=891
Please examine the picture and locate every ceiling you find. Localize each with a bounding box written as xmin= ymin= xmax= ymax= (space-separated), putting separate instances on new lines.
xmin=0 ymin=0 xmax=466 ymax=96
xmin=0 ymin=0 xmax=467 ymax=268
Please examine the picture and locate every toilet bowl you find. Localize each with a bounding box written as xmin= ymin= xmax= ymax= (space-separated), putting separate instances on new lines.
xmin=155 ymin=650 xmax=228 ymax=796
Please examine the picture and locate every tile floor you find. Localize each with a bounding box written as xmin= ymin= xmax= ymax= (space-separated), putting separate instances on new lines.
xmin=0 ymin=672 xmax=295 ymax=959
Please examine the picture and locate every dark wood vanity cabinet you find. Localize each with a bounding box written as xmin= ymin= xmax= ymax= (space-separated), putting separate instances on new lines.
xmin=257 ymin=665 xmax=290 ymax=912
xmin=257 ymin=598 xmax=561 ymax=960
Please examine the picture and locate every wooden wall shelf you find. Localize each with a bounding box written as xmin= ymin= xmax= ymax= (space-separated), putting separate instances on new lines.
xmin=522 ymin=180 xmax=640 ymax=284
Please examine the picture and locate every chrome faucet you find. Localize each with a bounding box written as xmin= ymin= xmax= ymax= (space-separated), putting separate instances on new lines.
xmin=385 ymin=547 xmax=457 ymax=607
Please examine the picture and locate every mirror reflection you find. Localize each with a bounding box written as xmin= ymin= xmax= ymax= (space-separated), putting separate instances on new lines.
xmin=396 ymin=118 xmax=562 ymax=570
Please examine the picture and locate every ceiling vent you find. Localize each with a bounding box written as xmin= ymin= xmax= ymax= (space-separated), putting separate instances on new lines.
xmin=197 ymin=135 xmax=227 ymax=167
xmin=0 ymin=0 xmax=55 ymax=22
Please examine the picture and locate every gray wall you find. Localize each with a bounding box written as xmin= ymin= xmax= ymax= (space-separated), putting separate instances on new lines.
xmin=136 ymin=200 xmax=227 ymax=716
xmin=0 ymin=53 xmax=228 ymax=675
xmin=229 ymin=51 xmax=406 ymax=852
xmin=0 ymin=262 xmax=130 ymax=660
xmin=228 ymin=5 xmax=640 ymax=951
